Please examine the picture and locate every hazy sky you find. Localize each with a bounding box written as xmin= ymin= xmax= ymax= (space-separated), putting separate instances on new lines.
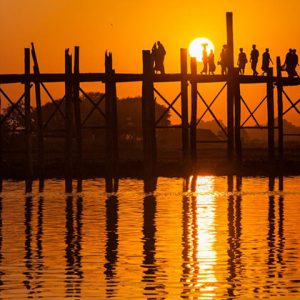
xmin=1 ymin=0 xmax=299 ymax=73
xmin=1 ymin=0 xmax=300 ymax=123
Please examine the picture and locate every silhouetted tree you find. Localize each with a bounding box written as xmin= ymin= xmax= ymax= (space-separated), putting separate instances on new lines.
xmin=38 ymin=93 xmax=171 ymax=140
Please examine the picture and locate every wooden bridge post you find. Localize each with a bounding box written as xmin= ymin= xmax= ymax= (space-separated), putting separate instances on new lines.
xmin=226 ymin=12 xmax=235 ymax=161
xmin=73 ymin=46 xmax=82 ymax=192
xmin=234 ymin=68 xmax=242 ymax=162
xmin=0 ymin=127 xmax=2 ymax=192
xmin=31 ymin=43 xmax=44 ymax=189
xmin=180 ymin=49 xmax=189 ymax=167
xmin=105 ymin=52 xmax=119 ymax=193
xmin=190 ymin=57 xmax=197 ymax=164
xmin=64 ymin=49 xmax=73 ymax=193
xmin=0 ymin=95 xmax=2 ymax=192
xmin=276 ymin=57 xmax=284 ymax=161
xmin=24 ymin=48 xmax=33 ymax=193
xmin=267 ymin=68 xmax=275 ymax=161
xmin=142 ymin=50 xmax=156 ymax=178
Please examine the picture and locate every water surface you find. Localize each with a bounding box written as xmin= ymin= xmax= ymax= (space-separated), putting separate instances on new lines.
xmin=0 ymin=176 xmax=299 ymax=299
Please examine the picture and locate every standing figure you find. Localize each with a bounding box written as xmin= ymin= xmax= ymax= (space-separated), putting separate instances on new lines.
xmin=291 ymin=49 xmax=299 ymax=77
xmin=237 ymin=48 xmax=247 ymax=75
xmin=250 ymin=44 xmax=259 ymax=76
xmin=151 ymin=43 xmax=158 ymax=73
xmin=282 ymin=49 xmax=294 ymax=77
xmin=200 ymin=44 xmax=208 ymax=75
xmin=261 ymin=48 xmax=273 ymax=75
xmin=219 ymin=44 xmax=228 ymax=75
xmin=156 ymin=41 xmax=166 ymax=74
xmin=208 ymin=49 xmax=216 ymax=75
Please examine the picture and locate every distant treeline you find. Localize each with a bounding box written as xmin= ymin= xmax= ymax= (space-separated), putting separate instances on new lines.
xmin=2 ymin=92 xmax=300 ymax=151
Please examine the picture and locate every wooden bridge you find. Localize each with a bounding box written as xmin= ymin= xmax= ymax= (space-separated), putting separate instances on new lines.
xmin=0 ymin=12 xmax=299 ymax=193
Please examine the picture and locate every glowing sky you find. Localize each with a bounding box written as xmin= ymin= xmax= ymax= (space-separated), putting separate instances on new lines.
xmin=1 ymin=0 xmax=300 ymax=123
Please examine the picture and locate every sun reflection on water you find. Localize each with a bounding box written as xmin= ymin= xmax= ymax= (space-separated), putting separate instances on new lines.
xmin=182 ymin=176 xmax=217 ymax=299
xmin=195 ymin=176 xmax=217 ymax=298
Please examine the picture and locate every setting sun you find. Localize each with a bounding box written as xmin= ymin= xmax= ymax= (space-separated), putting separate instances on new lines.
xmin=189 ymin=37 xmax=215 ymax=62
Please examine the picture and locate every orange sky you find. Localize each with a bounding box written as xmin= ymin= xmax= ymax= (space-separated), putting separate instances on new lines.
xmin=1 ymin=0 xmax=300 ymax=124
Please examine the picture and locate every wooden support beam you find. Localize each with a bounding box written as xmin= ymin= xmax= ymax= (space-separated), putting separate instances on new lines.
xmin=190 ymin=57 xmax=197 ymax=164
xmin=24 ymin=48 xmax=33 ymax=193
xmin=142 ymin=50 xmax=156 ymax=179
xmin=2 ymin=72 xmax=300 ymax=85
xmin=64 ymin=49 xmax=73 ymax=193
xmin=276 ymin=57 xmax=284 ymax=161
xmin=0 ymin=99 xmax=2 ymax=192
xmin=226 ymin=12 xmax=234 ymax=73
xmin=73 ymin=46 xmax=82 ymax=192
xmin=234 ymin=68 xmax=242 ymax=162
xmin=180 ymin=48 xmax=189 ymax=167
xmin=267 ymin=68 xmax=275 ymax=161
xmin=31 ymin=43 xmax=44 ymax=189
xmin=226 ymin=12 xmax=235 ymax=161
xmin=105 ymin=52 xmax=119 ymax=193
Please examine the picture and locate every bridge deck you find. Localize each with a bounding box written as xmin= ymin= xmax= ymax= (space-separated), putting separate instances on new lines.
xmin=0 ymin=73 xmax=299 ymax=85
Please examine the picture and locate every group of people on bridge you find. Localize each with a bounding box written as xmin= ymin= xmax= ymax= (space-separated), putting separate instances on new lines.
xmin=151 ymin=41 xmax=299 ymax=78
xmin=151 ymin=41 xmax=166 ymax=74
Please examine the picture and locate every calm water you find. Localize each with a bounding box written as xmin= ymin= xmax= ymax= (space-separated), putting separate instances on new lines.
xmin=0 ymin=176 xmax=299 ymax=299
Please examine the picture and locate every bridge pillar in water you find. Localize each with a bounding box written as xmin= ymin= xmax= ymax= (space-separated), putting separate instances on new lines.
xmin=73 ymin=46 xmax=83 ymax=192
xmin=226 ymin=12 xmax=235 ymax=162
xmin=105 ymin=52 xmax=119 ymax=193
xmin=234 ymin=68 xmax=242 ymax=163
xmin=276 ymin=57 xmax=284 ymax=162
xmin=180 ymin=48 xmax=190 ymax=168
xmin=64 ymin=49 xmax=73 ymax=193
xmin=25 ymin=48 xmax=33 ymax=193
xmin=142 ymin=50 xmax=156 ymax=179
xmin=190 ymin=57 xmax=197 ymax=165
xmin=267 ymin=68 xmax=275 ymax=161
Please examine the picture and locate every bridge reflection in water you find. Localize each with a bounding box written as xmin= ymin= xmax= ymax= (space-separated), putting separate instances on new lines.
xmin=0 ymin=176 xmax=298 ymax=299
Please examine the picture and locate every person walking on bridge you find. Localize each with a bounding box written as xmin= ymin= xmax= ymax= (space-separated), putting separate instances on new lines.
xmin=152 ymin=41 xmax=166 ymax=74
xmin=208 ymin=49 xmax=216 ymax=75
xmin=250 ymin=44 xmax=259 ymax=76
xmin=261 ymin=48 xmax=273 ymax=76
xmin=156 ymin=41 xmax=166 ymax=74
xmin=200 ymin=43 xmax=208 ymax=75
xmin=219 ymin=44 xmax=228 ymax=75
xmin=237 ymin=48 xmax=247 ymax=75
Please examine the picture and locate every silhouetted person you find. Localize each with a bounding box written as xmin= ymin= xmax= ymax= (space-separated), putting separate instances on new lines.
xmin=151 ymin=43 xmax=158 ymax=73
xmin=292 ymin=49 xmax=299 ymax=77
xmin=208 ymin=49 xmax=216 ymax=75
xmin=156 ymin=41 xmax=166 ymax=74
xmin=237 ymin=48 xmax=247 ymax=75
xmin=282 ymin=48 xmax=295 ymax=77
xmin=250 ymin=44 xmax=259 ymax=76
xmin=200 ymin=43 xmax=208 ymax=75
xmin=219 ymin=44 xmax=228 ymax=75
xmin=261 ymin=48 xmax=273 ymax=76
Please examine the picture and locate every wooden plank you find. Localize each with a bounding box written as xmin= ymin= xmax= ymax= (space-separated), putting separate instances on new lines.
xmin=64 ymin=49 xmax=73 ymax=193
xmin=180 ymin=48 xmax=189 ymax=166
xmin=276 ymin=57 xmax=284 ymax=161
xmin=142 ymin=50 xmax=156 ymax=179
xmin=190 ymin=57 xmax=197 ymax=163
xmin=267 ymin=68 xmax=275 ymax=161
xmin=24 ymin=48 xmax=33 ymax=193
